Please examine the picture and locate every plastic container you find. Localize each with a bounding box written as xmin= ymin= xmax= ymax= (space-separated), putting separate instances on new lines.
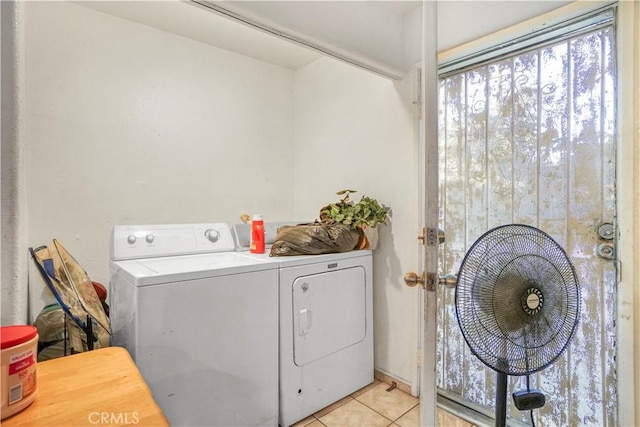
xmin=1 ymin=325 xmax=38 ymax=420
xmin=250 ymin=214 xmax=265 ymax=254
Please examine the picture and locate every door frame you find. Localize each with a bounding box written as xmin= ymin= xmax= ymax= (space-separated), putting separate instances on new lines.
xmin=616 ymin=1 xmax=640 ymax=425
xmin=419 ymin=1 xmax=439 ymax=426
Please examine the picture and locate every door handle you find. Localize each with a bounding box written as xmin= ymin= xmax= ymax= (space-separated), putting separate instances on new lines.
xmin=598 ymin=222 xmax=615 ymax=240
xmin=596 ymin=222 xmax=615 ymax=260
xmin=439 ymin=274 xmax=457 ymax=289
xmin=298 ymin=308 xmax=312 ymax=336
xmin=597 ymin=243 xmax=615 ymax=260
xmin=404 ymin=272 xmax=457 ymax=289
xmin=404 ymin=271 xmax=425 ymax=287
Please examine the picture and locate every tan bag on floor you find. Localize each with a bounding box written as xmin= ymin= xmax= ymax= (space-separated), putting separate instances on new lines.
xmin=29 ymin=240 xmax=111 ymax=358
xmin=34 ymin=303 xmax=110 ymax=361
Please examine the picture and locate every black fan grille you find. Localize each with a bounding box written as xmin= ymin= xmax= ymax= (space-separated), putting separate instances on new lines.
xmin=455 ymin=224 xmax=580 ymax=375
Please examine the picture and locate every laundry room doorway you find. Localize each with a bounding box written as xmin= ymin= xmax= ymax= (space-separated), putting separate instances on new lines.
xmin=434 ymin=6 xmax=618 ymax=426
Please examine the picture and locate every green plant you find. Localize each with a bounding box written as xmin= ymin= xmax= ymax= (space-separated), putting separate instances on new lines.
xmin=320 ymin=190 xmax=389 ymax=228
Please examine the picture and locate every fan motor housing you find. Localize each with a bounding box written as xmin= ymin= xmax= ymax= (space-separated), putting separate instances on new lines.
xmin=521 ymin=286 xmax=544 ymax=315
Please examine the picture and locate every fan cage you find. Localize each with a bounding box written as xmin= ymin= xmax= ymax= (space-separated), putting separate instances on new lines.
xmin=455 ymin=224 xmax=580 ymax=376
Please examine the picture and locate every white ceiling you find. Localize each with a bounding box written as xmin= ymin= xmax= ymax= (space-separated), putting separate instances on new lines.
xmin=75 ymin=0 xmax=423 ymax=78
xmin=76 ymin=1 xmax=574 ymax=79
xmin=75 ymin=1 xmax=323 ymax=70
xmin=211 ymin=0 xmax=422 ymax=77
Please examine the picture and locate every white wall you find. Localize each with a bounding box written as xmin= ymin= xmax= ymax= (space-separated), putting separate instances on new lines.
xmin=292 ymin=57 xmax=418 ymax=384
xmin=21 ymin=1 xmax=422 ymax=386
xmin=24 ymin=2 xmax=296 ymax=316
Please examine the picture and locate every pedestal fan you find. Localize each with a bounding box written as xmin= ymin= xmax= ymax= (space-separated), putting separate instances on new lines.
xmin=455 ymin=224 xmax=580 ymax=427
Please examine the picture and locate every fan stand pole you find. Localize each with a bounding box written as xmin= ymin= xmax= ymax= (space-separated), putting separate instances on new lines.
xmin=495 ymin=371 xmax=508 ymax=427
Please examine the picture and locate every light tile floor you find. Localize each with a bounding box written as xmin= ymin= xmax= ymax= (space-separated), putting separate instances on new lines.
xmin=290 ymin=380 xmax=475 ymax=427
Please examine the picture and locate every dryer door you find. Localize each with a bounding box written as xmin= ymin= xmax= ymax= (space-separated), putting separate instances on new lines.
xmin=292 ymin=266 xmax=366 ymax=366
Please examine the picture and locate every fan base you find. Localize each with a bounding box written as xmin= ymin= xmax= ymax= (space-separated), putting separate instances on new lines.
xmin=512 ymin=389 xmax=546 ymax=411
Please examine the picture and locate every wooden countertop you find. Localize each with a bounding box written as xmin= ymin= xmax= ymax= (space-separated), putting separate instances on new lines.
xmin=2 ymin=347 xmax=168 ymax=426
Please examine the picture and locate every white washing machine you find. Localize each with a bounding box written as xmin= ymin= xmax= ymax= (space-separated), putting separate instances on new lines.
xmin=233 ymin=224 xmax=374 ymax=427
xmin=109 ymin=223 xmax=279 ymax=427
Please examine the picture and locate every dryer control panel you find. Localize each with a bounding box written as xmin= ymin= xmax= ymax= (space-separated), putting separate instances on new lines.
xmin=111 ymin=223 xmax=235 ymax=261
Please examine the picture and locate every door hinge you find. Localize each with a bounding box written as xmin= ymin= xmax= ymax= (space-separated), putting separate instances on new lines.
xmin=617 ymin=259 xmax=622 ymax=282
xmin=413 ymin=68 xmax=422 ymax=119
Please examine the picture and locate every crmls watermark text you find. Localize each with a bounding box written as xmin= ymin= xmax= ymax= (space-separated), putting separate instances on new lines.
xmin=88 ymin=412 xmax=139 ymax=425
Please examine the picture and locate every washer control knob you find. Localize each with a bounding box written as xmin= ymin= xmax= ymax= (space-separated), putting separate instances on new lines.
xmin=145 ymin=234 xmax=155 ymax=244
xmin=204 ymin=229 xmax=220 ymax=243
xmin=127 ymin=235 xmax=137 ymax=245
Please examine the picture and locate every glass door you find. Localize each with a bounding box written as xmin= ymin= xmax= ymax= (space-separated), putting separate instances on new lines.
xmin=437 ymin=24 xmax=617 ymax=426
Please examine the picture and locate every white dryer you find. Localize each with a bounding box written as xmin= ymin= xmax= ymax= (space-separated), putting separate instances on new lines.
xmin=109 ymin=223 xmax=279 ymax=427
xmin=277 ymin=251 xmax=373 ymax=427
xmin=233 ymin=224 xmax=373 ymax=427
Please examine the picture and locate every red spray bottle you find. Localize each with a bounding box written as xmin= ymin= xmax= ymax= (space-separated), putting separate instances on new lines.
xmin=250 ymin=214 xmax=265 ymax=254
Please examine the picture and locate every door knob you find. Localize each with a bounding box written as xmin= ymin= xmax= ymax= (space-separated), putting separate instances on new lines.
xmin=404 ymin=272 xmax=425 ymax=287
xmin=598 ymin=222 xmax=615 ymax=240
xmin=404 ymin=272 xmax=457 ymax=289
xmin=439 ymin=274 xmax=457 ymax=289
xmin=597 ymin=242 xmax=615 ymax=260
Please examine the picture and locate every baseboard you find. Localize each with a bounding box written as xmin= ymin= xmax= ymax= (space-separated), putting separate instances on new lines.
xmin=373 ymin=369 xmax=414 ymax=396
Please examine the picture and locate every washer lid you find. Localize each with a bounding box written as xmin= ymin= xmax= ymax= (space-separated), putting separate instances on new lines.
xmin=112 ymin=252 xmax=276 ymax=286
